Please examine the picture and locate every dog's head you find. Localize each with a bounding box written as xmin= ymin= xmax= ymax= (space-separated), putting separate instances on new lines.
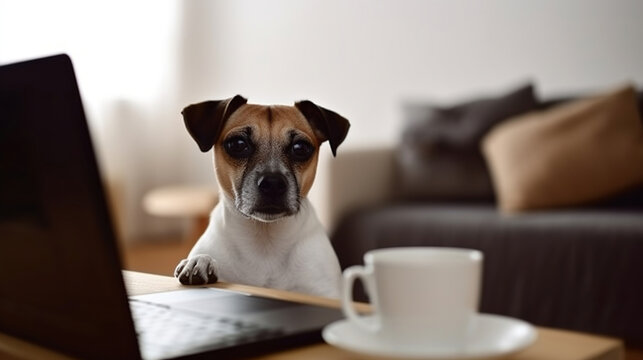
xmin=182 ymin=95 xmax=350 ymax=222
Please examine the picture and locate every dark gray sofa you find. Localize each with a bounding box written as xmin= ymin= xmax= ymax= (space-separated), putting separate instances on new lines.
xmin=327 ymin=85 xmax=643 ymax=347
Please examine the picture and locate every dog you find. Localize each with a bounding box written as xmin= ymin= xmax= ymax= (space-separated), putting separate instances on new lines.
xmin=174 ymin=95 xmax=350 ymax=298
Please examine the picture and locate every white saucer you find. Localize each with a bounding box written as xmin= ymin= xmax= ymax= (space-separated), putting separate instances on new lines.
xmin=322 ymin=313 xmax=537 ymax=360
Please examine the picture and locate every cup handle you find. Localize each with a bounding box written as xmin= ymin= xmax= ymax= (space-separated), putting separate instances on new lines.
xmin=341 ymin=265 xmax=378 ymax=333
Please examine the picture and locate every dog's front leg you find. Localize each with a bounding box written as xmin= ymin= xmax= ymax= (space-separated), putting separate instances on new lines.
xmin=174 ymin=254 xmax=218 ymax=285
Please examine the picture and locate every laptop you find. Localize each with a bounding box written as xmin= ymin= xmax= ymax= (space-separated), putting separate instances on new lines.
xmin=0 ymin=54 xmax=343 ymax=360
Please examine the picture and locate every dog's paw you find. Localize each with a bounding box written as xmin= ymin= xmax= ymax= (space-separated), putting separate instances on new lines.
xmin=174 ymin=254 xmax=218 ymax=285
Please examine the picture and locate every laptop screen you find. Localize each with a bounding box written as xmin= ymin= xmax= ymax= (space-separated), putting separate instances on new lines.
xmin=0 ymin=55 xmax=140 ymax=359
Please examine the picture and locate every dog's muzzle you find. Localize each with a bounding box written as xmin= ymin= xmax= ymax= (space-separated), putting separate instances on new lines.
xmin=255 ymin=172 xmax=290 ymax=214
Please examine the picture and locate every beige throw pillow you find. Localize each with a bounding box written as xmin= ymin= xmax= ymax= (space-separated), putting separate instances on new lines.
xmin=482 ymin=85 xmax=643 ymax=212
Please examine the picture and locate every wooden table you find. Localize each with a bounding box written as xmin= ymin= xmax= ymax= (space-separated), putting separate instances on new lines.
xmin=0 ymin=271 xmax=624 ymax=360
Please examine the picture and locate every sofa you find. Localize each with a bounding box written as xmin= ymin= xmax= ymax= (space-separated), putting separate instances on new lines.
xmin=325 ymin=84 xmax=643 ymax=347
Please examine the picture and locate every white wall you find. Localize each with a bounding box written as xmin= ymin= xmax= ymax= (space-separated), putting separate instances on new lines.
xmin=3 ymin=0 xmax=643 ymax=238
xmin=180 ymin=0 xmax=643 ymax=149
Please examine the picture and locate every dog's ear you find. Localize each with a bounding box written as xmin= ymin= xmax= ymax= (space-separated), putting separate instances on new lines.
xmin=294 ymin=100 xmax=350 ymax=157
xmin=181 ymin=95 xmax=248 ymax=152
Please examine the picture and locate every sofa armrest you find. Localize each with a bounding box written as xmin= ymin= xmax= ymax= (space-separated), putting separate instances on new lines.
xmin=311 ymin=146 xmax=396 ymax=231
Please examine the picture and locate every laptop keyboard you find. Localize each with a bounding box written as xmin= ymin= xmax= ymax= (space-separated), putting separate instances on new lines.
xmin=130 ymin=299 xmax=284 ymax=360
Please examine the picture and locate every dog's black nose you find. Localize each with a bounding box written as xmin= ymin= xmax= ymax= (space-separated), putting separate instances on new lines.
xmin=257 ymin=173 xmax=288 ymax=197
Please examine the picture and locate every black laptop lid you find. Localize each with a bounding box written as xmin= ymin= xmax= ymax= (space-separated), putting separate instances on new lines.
xmin=0 ymin=55 xmax=140 ymax=359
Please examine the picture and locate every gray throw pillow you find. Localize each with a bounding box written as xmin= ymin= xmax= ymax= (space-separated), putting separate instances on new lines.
xmin=396 ymin=84 xmax=539 ymax=201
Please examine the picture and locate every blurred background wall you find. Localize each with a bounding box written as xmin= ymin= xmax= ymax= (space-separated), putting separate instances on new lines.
xmin=2 ymin=0 xmax=642 ymax=242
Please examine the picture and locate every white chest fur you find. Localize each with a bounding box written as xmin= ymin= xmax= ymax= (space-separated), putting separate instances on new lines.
xmin=188 ymin=197 xmax=341 ymax=298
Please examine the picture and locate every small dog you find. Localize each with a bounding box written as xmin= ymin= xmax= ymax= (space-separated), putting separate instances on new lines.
xmin=174 ymin=95 xmax=350 ymax=298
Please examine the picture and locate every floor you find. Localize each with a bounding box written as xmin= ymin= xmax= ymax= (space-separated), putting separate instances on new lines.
xmin=121 ymin=238 xmax=193 ymax=276
xmin=628 ymin=349 xmax=643 ymax=360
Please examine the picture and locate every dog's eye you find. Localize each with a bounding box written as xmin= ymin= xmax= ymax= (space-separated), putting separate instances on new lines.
xmin=224 ymin=136 xmax=253 ymax=158
xmin=290 ymin=140 xmax=314 ymax=162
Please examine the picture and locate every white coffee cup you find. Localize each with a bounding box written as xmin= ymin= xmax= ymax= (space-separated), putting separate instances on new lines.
xmin=341 ymin=247 xmax=483 ymax=351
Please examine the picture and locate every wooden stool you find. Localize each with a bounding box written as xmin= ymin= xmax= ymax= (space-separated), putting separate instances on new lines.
xmin=143 ymin=185 xmax=218 ymax=243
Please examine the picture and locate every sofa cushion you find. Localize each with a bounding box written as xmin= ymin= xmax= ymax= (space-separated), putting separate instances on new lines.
xmin=396 ymin=84 xmax=539 ymax=201
xmin=482 ymin=85 xmax=643 ymax=212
